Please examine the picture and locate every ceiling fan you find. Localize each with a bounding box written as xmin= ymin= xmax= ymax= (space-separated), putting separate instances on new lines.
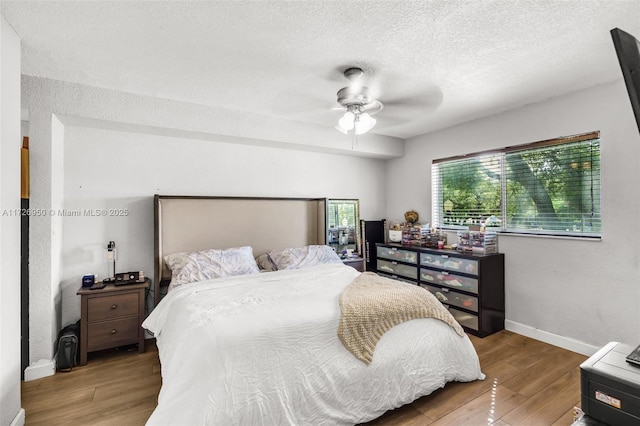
xmin=332 ymin=67 xmax=384 ymax=135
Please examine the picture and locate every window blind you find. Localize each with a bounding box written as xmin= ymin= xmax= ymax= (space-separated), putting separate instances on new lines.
xmin=504 ymin=138 xmax=600 ymax=236
xmin=432 ymin=153 xmax=502 ymax=229
xmin=432 ymin=132 xmax=601 ymax=238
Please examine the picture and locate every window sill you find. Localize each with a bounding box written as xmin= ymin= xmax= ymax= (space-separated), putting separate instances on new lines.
xmin=497 ymin=232 xmax=601 ymax=242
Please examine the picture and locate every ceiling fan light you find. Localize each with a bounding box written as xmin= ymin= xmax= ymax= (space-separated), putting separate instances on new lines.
xmin=333 ymin=67 xmax=383 ymax=137
xmin=354 ymin=113 xmax=376 ymax=135
xmin=338 ymin=111 xmax=355 ymax=131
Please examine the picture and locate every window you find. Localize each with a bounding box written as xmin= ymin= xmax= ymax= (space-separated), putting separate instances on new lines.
xmin=432 ymin=132 xmax=601 ymax=238
xmin=327 ymin=199 xmax=358 ymax=228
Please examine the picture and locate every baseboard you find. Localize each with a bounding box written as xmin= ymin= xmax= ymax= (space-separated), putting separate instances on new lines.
xmin=24 ymin=359 xmax=56 ymax=381
xmin=10 ymin=408 xmax=25 ymax=426
xmin=505 ymin=320 xmax=600 ymax=356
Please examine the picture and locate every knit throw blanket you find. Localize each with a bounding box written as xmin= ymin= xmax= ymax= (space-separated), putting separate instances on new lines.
xmin=338 ymin=272 xmax=465 ymax=365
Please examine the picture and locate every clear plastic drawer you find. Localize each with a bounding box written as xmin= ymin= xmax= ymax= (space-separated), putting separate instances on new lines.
xmin=376 ymin=246 xmax=418 ymax=264
xmin=377 ymin=259 xmax=417 ymax=280
xmin=419 ymin=269 xmax=478 ymax=294
xmin=448 ymin=307 xmax=479 ymax=331
xmin=380 ymin=274 xmax=417 ymax=285
xmin=420 ymin=284 xmax=478 ymax=312
xmin=419 ymin=253 xmax=478 ymax=275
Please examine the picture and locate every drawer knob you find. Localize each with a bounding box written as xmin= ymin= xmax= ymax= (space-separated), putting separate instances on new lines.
xmin=111 ymin=329 xmax=117 ymax=334
xmin=111 ymin=304 xmax=117 ymax=310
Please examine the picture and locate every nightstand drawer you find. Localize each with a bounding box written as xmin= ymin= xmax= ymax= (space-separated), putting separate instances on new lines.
xmin=377 ymin=259 xmax=417 ymax=280
xmin=87 ymin=292 xmax=139 ymax=322
xmin=376 ymin=246 xmax=418 ymax=264
xmin=87 ymin=317 xmax=139 ymax=348
xmin=420 ymin=283 xmax=479 ymax=312
xmin=420 ymin=268 xmax=478 ymax=294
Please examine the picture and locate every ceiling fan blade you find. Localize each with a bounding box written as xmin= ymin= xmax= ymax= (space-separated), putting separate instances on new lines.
xmin=381 ymin=85 xmax=444 ymax=115
xmin=360 ymin=100 xmax=384 ymax=115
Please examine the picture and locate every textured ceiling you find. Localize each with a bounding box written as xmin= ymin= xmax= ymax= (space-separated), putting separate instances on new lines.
xmin=3 ymin=0 xmax=640 ymax=139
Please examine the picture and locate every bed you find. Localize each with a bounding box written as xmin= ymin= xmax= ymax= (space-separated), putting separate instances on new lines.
xmin=143 ymin=195 xmax=484 ymax=425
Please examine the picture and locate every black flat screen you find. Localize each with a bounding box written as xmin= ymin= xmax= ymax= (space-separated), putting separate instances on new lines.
xmin=611 ymin=28 xmax=640 ymax=135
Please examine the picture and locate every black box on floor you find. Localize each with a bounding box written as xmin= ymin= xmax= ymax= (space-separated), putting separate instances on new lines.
xmin=580 ymin=341 xmax=640 ymax=425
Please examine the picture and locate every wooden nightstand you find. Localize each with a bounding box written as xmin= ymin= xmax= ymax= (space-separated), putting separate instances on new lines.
xmin=76 ymin=279 xmax=149 ymax=365
xmin=342 ymin=256 xmax=364 ymax=272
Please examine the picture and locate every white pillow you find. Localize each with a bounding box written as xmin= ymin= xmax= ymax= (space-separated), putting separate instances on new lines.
xmin=164 ymin=246 xmax=260 ymax=290
xmin=268 ymin=245 xmax=342 ymax=270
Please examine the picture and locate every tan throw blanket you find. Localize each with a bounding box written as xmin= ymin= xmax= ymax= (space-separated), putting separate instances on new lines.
xmin=338 ymin=272 xmax=464 ymax=365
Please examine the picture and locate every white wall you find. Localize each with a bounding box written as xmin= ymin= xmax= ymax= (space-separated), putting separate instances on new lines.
xmin=0 ymin=14 xmax=25 ymax=426
xmin=24 ymin=60 xmax=640 ymax=379
xmin=59 ymin=125 xmax=387 ymax=325
xmin=25 ymin=109 xmax=63 ymax=369
xmin=22 ymin=75 xmax=393 ymax=367
xmin=386 ymin=80 xmax=640 ymax=353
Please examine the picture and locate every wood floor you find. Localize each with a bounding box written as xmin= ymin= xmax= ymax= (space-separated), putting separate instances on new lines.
xmin=21 ymin=330 xmax=587 ymax=425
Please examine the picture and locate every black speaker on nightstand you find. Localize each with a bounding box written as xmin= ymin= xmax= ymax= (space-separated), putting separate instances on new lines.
xmin=360 ymin=219 xmax=386 ymax=272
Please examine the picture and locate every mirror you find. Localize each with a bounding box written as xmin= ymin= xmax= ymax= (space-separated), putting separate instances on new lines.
xmin=326 ymin=199 xmax=360 ymax=256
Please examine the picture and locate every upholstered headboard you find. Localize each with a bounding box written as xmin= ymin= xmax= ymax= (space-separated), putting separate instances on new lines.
xmin=153 ymin=195 xmax=327 ymax=306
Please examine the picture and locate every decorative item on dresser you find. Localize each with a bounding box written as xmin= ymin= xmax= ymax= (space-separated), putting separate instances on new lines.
xmin=375 ymin=243 xmax=505 ymax=337
xmin=76 ymin=278 xmax=149 ymax=365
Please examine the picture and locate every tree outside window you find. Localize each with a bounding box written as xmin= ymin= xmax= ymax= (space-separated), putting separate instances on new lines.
xmin=432 ymin=133 xmax=601 ymax=238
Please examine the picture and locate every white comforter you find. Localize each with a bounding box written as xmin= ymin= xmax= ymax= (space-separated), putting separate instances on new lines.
xmin=143 ymin=263 xmax=484 ymax=426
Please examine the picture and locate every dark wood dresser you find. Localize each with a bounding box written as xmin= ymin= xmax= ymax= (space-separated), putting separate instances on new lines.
xmin=76 ymin=279 xmax=149 ymax=365
xmin=375 ymin=243 xmax=505 ymax=337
